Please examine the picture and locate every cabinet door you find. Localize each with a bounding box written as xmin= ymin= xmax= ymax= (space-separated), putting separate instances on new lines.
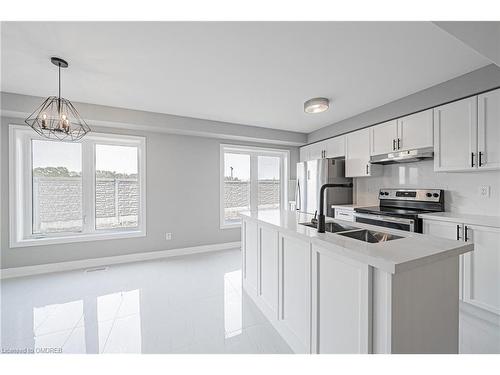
xmin=299 ymin=145 xmax=309 ymax=162
xmin=279 ymin=233 xmax=311 ymax=353
xmin=434 ymin=97 xmax=478 ymax=172
xmin=422 ymin=219 xmax=464 ymax=299
xmin=346 ymin=128 xmax=371 ymax=177
xmin=397 ymin=109 xmax=433 ymax=151
xmin=311 ymin=244 xmax=372 ymax=353
xmin=309 ymin=142 xmax=324 ymax=160
xmin=243 ymin=220 xmax=259 ymax=295
xmin=478 ymin=88 xmax=500 ymax=170
xmin=370 ymin=119 xmax=398 ymax=155
xmin=334 ymin=208 xmax=355 ymax=222
xmin=325 ymin=136 xmax=345 ymax=158
xmin=462 ymin=224 xmax=500 ymax=316
xmin=259 ymin=225 xmax=279 ymax=318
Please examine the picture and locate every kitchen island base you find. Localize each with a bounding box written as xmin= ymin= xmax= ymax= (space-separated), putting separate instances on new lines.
xmin=241 ymin=212 xmax=469 ymax=354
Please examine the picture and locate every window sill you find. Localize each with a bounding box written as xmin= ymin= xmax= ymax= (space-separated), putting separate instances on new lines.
xmin=10 ymin=229 xmax=146 ymax=248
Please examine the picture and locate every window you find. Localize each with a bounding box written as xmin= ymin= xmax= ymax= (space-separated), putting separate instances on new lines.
xmin=9 ymin=125 xmax=146 ymax=247
xmin=220 ymin=144 xmax=288 ymax=228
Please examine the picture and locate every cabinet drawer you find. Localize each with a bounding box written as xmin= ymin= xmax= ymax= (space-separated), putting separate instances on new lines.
xmin=335 ymin=209 xmax=355 ymax=222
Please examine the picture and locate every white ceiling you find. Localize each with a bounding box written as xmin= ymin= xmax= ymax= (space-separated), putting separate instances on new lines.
xmin=1 ymin=22 xmax=490 ymax=133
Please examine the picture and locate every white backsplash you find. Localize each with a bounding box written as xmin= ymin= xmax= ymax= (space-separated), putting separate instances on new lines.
xmin=354 ymin=159 xmax=500 ymax=216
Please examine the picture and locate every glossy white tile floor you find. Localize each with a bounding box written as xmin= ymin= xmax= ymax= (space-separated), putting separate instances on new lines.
xmin=1 ymin=249 xmax=292 ymax=354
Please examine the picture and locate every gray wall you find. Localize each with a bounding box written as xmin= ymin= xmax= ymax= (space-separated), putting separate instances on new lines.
xmin=0 ymin=116 xmax=298 ymax=269
xmin=308 ymin=64 xmax=500 ymax=143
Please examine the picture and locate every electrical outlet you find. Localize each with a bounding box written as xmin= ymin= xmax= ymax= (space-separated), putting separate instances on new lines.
xmin=165 ymin=232 xmax=172 ymax=240
xmin=479 ymin=185 xmax=490 ymax=198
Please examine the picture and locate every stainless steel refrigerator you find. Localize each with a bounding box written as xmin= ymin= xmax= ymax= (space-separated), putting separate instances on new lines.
xmin=295 ymin=158 xmax=353 ymax=218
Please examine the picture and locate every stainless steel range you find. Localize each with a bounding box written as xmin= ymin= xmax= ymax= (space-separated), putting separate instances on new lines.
xmin=354 ymin=189 xmax=444 ymax=233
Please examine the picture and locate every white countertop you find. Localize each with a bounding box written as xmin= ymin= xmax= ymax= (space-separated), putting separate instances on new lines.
xmin=240 ymin=209 xmax=472 ymax=274
xmin=331 ymin=204 xmax=366 ymax=210
xmin=419 ymin=212 xmax=500 ymax=228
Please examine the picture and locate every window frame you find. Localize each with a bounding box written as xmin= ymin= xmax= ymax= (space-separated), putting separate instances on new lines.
xmin=9 ymin=124 xmax=147 ymax=248
xmin=219 ymin=144 xmax=289 ymax=229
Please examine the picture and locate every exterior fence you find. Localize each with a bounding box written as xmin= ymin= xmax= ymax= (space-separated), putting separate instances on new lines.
xmin=224 ymin=180 xmax=280 ymax=221
xmin=31 ymin=177 xmax=278 ymax=232
xmin=32 ymin=176 xmax=138 ymax=232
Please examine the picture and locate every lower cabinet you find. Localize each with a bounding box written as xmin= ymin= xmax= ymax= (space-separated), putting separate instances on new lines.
xmin=242 ymin=219 xmax=259 ymax=295
xmin=462 ymin=224 xmax=500 ymax=316
xmin=242 ymin=217 xmax=469 ymax=353
xmin=423 ymin=218 xmax=500 ymax=353
xmin=258 ymin=225 xmax=279 ymax=318
xmin=311 ymin=244 xmax=372 ymax=353
xmin=279 ymin=233 xmax=311 ymax=353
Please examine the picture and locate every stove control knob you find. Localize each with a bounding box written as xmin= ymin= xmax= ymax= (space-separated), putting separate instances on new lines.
xmin=433 ymin=193 xmax=439 ymax=198
xmin=379 ymin=191 xmax=384 ymax=195
xmin=384 ymin=192 xmax=389 ymax=196
xmin=426 ymin=193 xmax=432 ymax=197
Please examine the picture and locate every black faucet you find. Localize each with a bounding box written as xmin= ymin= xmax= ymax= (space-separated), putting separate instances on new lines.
xmin=317 ymin=183 xmax=354 ymax=233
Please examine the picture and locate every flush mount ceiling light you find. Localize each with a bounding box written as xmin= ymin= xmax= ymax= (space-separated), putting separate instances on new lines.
xmin=25 ymin=57 xmax=91 ymax=141
xmin=304 ymin=97 xmax=330 ymax=114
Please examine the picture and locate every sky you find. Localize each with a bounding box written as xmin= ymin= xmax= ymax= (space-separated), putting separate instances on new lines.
xmin=224 ymin=153 xmax=280 ymax=180
xmin=32 ymin=140 xmax=138 ymax=174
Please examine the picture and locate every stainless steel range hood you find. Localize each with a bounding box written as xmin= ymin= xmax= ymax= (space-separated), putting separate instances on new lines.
xmin=370 ymin=147 xmax=434 ymax=165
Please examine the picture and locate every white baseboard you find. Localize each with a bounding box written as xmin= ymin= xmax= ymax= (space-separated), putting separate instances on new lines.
xmin=0 ymin=241 xmax=241 ymax=280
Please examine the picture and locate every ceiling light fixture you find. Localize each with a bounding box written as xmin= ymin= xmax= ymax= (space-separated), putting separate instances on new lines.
xmin=25 ymin=57 xmax=91 ymax=141
xmin=304 ymin=97 xmax=330 ymax=114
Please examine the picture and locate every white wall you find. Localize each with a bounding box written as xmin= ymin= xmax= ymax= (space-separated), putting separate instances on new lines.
xmin=355 ymin=160 xmax=500 ymax=216
xmin=0 ymin=116 xmax=298 ymax=269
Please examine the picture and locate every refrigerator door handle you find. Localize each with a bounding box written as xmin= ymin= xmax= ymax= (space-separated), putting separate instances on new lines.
xmin=296 ymin=180 xmax=301 ymax=210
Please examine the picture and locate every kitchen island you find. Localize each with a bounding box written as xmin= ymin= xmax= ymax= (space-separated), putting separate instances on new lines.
xmin=239 ymin=209 xmax=473 ymax=354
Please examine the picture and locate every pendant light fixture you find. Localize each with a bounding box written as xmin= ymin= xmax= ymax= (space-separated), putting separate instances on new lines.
xmin=25 ymin=57 xmax=91 ymax=141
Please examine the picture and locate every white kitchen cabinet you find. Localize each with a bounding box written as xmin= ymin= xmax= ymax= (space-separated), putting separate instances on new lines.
xmin=370 ymin=119 xmax=398 ymax=155
xmin=334 ymin=207 xmax=355 ymax=222
xmin=462 ymin=224 xmax=500 ymax=316
xmin=311 ymin=244 xmax=372 ymax=353
xmin=242 ymin=219 xmax=258 ymax=295
xmin=346 ymin=128 xmax=381 ymax=177
xmin=299 ymin=141 xmax=327 ymax=161
xmin=308 ymin=142 xmax=324 ymax=160
xmin=299 ymin=145 xmax=309 ymax=162
xmin=422 ymin=219 xmax=464 ymax=299
xmin=434 ymin=96 xmax=478 ymax=172
xmin=423 ymin=217 xmax=500 ymax=353
xmin=258 ymin=225 xmax=279 ymax=319
xmin=324 ymin=135 xmax=345 ymax=158
xmin=279 ymin=233 xmax=311 ymax=353
xmin=478 ymin=88 xmax=500 ymax=170
xmin=397 ymin=109 xmax=433 ymax=152
xmin=370 ymin=110 xmax=433 ymax=156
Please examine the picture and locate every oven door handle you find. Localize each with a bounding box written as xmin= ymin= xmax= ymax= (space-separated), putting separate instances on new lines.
xmin=353 ymin=212 xmax=415 ymax=231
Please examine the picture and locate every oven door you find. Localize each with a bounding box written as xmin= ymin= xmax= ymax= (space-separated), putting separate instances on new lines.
xmin=353 ymin=212 xmax=415 ymax=232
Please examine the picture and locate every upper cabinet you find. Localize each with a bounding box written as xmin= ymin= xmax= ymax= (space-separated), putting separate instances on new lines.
xmin=434 ymin=88 xmax=500 ymax=172
xmin=478 ymin=88 xmax=500 ymax=170
xmin=434 ymin=96 xmax=478 ymax=172
xmin=397 ymin=109 xmax=434 ymax=152
xmin=370 ymin=120 xmax=398 ymax=155
xmin=370 ymin=110 xmax=433 ymax=156
xmin=325 ymin=135 xmax=345 ymax=158
xmin=299 ymin=136 xmax=344 ymax=162
xmin=346 ymin=128 xmax=381 ymax=177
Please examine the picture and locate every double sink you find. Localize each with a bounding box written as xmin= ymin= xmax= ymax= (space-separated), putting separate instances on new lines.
xmin=299 ymin=221 xmax=402 ymax=243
